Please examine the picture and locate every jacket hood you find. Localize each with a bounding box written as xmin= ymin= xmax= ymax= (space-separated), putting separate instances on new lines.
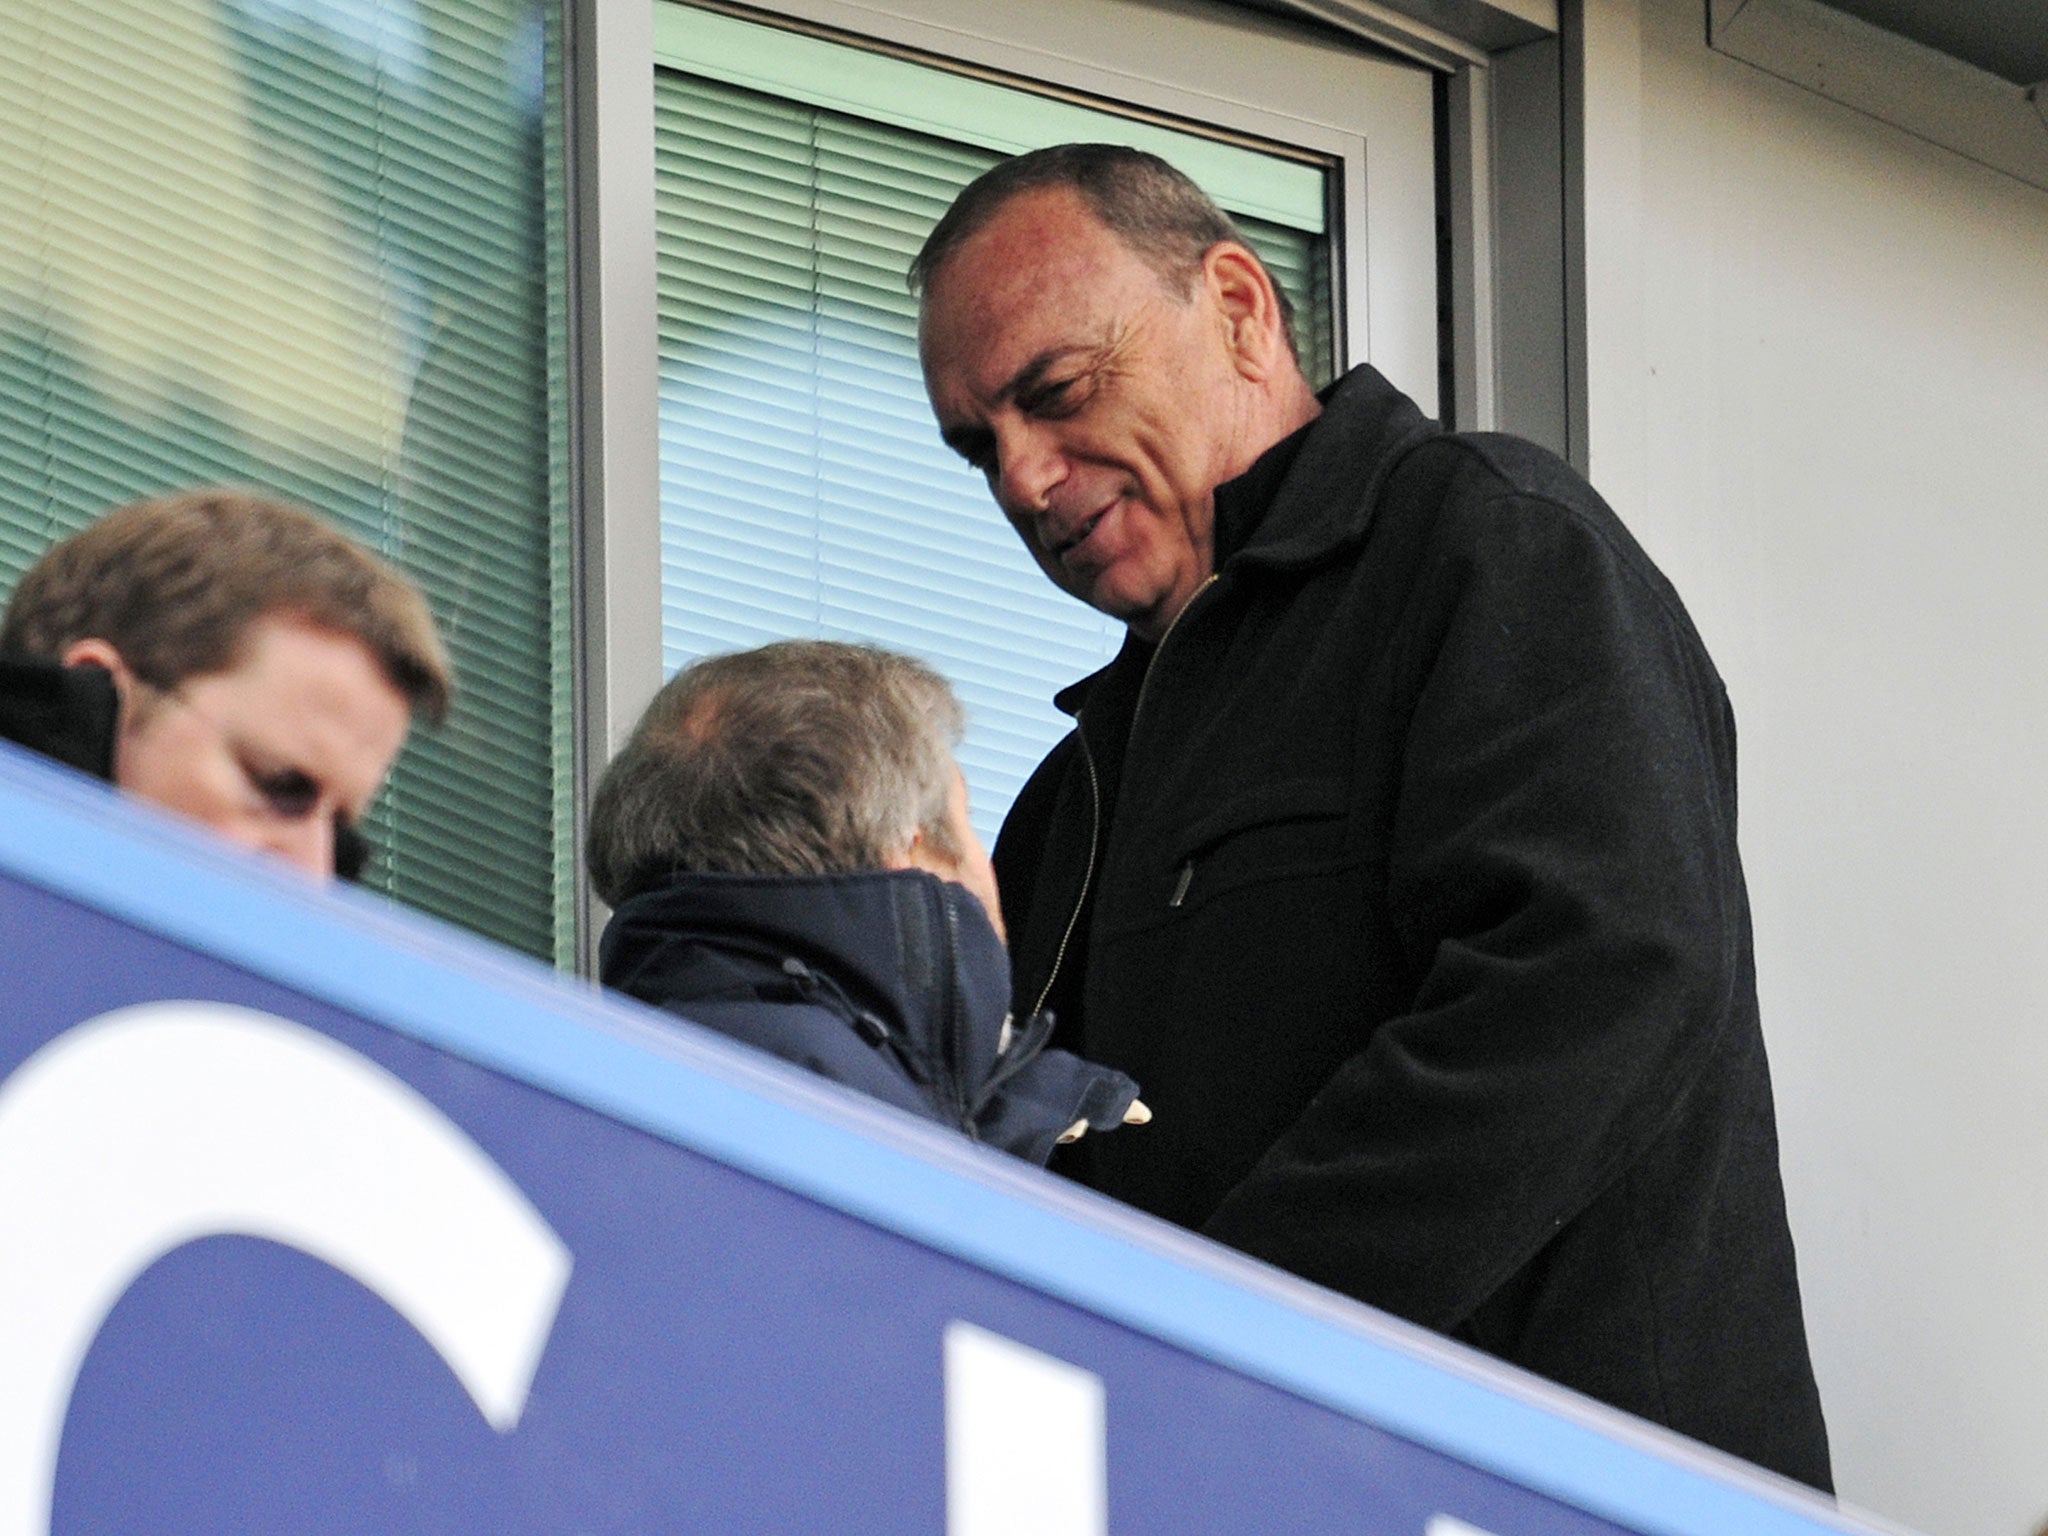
xmin=601 ymin=867 xmax=1013 ymax=1091
xmin=601 ymin=867 xmax=1140 ymax=1164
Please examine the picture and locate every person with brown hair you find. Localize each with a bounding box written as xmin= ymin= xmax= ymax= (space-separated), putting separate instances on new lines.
xmin=590 ymin=639 xmax=1144 ymax=1164
xmin=0 ymin=486 xmax=451 ymax=879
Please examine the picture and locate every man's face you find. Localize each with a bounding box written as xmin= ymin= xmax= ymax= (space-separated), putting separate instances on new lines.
xmin=72 ymin=613 xmax=412 ymax=877
xmin=919 ymin=188 xmax=1264 ymax=641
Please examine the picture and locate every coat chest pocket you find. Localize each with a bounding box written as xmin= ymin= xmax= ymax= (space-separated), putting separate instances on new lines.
xmin=1156 ymin=777 xmax=1353 ymax=916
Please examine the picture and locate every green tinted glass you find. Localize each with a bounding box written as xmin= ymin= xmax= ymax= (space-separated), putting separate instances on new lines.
xmin=0 ymin=0 xmax=569 ymax=960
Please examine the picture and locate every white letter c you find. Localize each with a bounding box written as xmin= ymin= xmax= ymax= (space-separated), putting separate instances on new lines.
xmin=0 ymin=1001 xmax=573 ymax=1536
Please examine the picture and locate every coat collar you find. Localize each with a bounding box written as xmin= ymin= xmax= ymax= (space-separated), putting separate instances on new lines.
xmin=1225 ymin=363 xmax=1438 ymax=575
xmin=1051 ymin=365 xmax=1438 ymax=720
xmin=600 ymin=867 xmax=1011 ymax=1080
xmin=0 ymin=656 xmax=119 ymax=781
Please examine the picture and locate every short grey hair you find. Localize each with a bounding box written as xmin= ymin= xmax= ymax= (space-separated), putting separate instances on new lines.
xmin=909 ymin=142 xmax=1297 ymax=357
xmin=587 ymin=640 xmax=966 ymax=906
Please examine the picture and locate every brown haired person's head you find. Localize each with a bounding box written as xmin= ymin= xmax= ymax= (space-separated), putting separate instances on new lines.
xmin=2 ymin=488 xmax=451 ymax=878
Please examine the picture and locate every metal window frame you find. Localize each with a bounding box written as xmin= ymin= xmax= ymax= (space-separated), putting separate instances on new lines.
xmin=564 ymin=0 xmax=665 ymax=973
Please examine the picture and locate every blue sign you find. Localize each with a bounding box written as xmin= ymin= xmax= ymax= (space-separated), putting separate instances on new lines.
xmin=0 ymin=743 xmax=1883 ymax=1536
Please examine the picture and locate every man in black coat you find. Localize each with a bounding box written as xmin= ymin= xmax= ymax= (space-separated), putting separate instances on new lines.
xmin=587 ymin=640 xmax=1143 ymax=1165
xmin=913 ymin=144 xmax=1829 ymax=1487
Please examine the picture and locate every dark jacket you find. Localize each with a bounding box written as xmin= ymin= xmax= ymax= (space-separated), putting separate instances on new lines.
xmin=600 ymin=867 xmax=1141 ymax=1165
xmin=0 ymin=656 xmax=118 ymax=779
xmin=995 ymin=365 xmax=1830 ymax=1487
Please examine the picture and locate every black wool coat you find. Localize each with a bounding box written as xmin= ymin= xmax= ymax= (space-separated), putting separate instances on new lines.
xmin=600 ymin=867 xmax=1140 ymax=1166
xmin=994 ymin=365 xmax=1831 ymax=1488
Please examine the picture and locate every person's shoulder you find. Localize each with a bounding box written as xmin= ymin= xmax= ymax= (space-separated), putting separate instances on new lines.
xmin=1296 ymin=370 xmax=1632 ymax=561
xmin=671 ymin=992 xmax=943 ymax=1122
xmin=1397 ymin=432 xmax=1655 ymax=571
xmin=1381 ymin=431 xmax=1709 ymax=645
xmin=1019 ymin=728 xmax=1080 ymax=788
xmin=992 ymin=728 xmax=1079 ymax=894
xmin=1408 ymin=430 xmax=1609 ymax=521
xmin=0 ymin=656 xmax=119 ymax=780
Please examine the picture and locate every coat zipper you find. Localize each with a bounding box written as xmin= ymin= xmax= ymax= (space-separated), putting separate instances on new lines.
xmin=1137 ymin=574 xmax=1218 ymax=914
xmin=1027 ymin=574 xmax=1220 ymax=1018
xmin=937 ymin=885 xmax=978 ymax=1138
xmin=1130 ymin=575 xmax=1218 ymax=734
xmin=1028 ymin=729 xmax=1101 ymax=1022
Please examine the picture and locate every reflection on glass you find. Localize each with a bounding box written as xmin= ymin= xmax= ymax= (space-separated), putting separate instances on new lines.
xmin=0 ymin=0 xmax=565 ymax=959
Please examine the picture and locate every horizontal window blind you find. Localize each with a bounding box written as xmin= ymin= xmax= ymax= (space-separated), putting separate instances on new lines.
xmin=652 ymin=2 xmax=1329 ymax=235
xmin=0 ymin=0 xmax=566 ymax=959
xmin=655 ymin=41 xmax=1333 ymax=843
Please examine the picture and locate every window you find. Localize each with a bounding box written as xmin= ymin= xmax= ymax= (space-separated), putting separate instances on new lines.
xmin=1 ymin=0 xmax=1444 ymax=964
xmin=0 ymin=0 xmax=573 ymax=960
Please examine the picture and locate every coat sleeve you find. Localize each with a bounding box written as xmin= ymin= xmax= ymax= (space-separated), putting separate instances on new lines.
xmin=1199 ymin=484 xmax=1751 ymax=1334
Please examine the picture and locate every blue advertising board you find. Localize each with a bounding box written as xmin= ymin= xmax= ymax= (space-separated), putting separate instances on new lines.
xmin=0 ymin=742 xmax=1897 ymax=1536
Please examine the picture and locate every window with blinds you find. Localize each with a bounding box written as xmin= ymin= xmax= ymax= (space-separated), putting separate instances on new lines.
xmin=0 ymin=0 xmax=570 ymax=960
xmin=653 ymin=4 xmax=1336 ymax=843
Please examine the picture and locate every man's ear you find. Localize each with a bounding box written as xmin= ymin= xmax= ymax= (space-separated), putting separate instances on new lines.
xmin=1204 ymin=241 xmax=1289 ymax=382
xmin=890 ymin=824 xmax=954 ymax=878
xmin=58 ymin=638 xmax=143 ymax=730
xmin=889 ymin=824 xmax=957 ymax=885
xmin=59 ymin=638 xmax=129 ymax=680
xmin=57 ymin=640 xmax=138 ymax=777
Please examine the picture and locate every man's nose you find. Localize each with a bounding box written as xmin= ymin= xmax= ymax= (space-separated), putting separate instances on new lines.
xmin=993 ymin=424 xmax=1065 ymax=514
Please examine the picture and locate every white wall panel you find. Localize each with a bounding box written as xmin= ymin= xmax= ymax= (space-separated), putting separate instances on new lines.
xmin=1584 ymin=3 xmax=2048 ymax=1532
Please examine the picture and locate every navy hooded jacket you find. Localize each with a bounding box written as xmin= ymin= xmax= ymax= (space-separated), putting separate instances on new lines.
xmin=599 ymin=867 xmax=1140 ymax=1165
